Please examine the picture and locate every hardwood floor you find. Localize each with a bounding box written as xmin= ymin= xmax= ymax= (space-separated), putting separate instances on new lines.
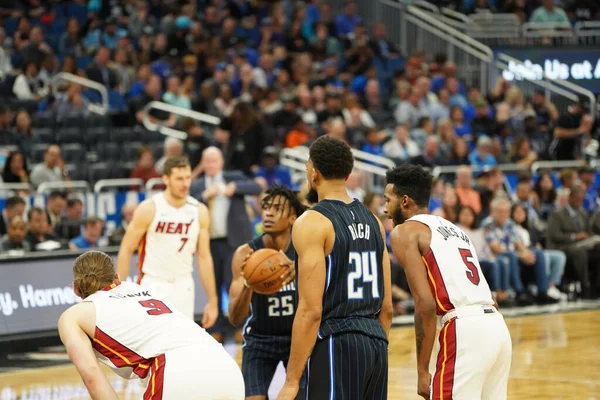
xmin=1 ymin=310 xmax=599 ymax=399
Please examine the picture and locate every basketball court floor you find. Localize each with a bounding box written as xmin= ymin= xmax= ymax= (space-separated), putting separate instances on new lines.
xmin=1 ymin=305 xmax=599 ymax=399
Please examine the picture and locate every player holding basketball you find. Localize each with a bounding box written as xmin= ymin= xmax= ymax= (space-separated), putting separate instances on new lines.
xmin=228 ymin=185 xmax=305 ymax=400
xmin=58 ymin=250 xmax=244 ymax=400
xmin=117 ymin=156 xmax=218 ymax=327
xmin=277 ymin=136 xmax=393 ymax=400
xmin=384 ymin=164 xmax=512 ymax=400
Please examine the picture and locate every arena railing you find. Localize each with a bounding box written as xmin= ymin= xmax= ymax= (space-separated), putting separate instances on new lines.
xmin=531 ymin=160 xmax=587 ymax=174
xmin=0 ymin=183 xmax=32 ymax=197
xmin=141 ymin=101 xmax=221 ymax=140
xmin=94 ymin=179 xmax=144 ymax=193
xmin=50 ymin=73 xmax=109 ymax=115
xmin=36 ymin=181 xmax=91 ymax=195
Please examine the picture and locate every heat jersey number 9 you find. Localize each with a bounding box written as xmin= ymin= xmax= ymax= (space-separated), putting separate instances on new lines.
xmin=347 ymin=251 xmax=380 ymax=300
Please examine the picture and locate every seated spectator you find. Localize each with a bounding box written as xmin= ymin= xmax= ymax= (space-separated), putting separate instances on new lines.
xmin=130 ymin=146 xmax=161 ymax=187
xmin=156 ymin=137 xmax=184 ymax=175
xmin=163 ymin=76 xmax=191 ymax=110
xmin=360 ymin=128 xmax=387 ymax=157
xmin=481 ymin=198 xmax=533 ymax=305
xmin=2 ymin=151 xmax=29 ymax=184
xmin=46 ymin=191 xmax=67 ymax=230
xmin=55 ymin=198 xmax=84 ymax=241
xmin=559 ymin=168 xmax=578 ymax=191
xmin=446 ymin=138 xmax=470 ymax=166
xmin=547 ymin=184 xmax=600 ymax=299
xmin=531 ymin=89 xmax=558 ymax=134
xmin=0 ymin=196 xmax=26 ymax=236
xmin=471 ymin=99 xmax=498 ymax=139
xmin=394 ymin=86 xmax=425 ymax=128
xmin=469 ymin=135 xmax=497 ymax=168
xmin=510 ymin=137 xmax=538 ymax=168
xmin=30 ymin=145 xmax=66 ymax=188
xmin=410 ymin=116 xmax=435 ymax=149
xmin=428 ymin=178 xmax=444 ymax=212
xmin=456 ymin=206 xmax=511 ymax=306
xmin=578 ymin=166 xmax=598 ymax=215
xmin=342 ymin=94 xmax=375 ymax=129
xmin=0 ymin=216 xmax=30 ymax=252
xmin=369 ymin=22 xmax=400 ymax=60
xmin=534 ymin=171 xmax=558 ymax=221
xmin=450 ymin=106 xmax=472 ymax=145
xmin=254 ymin=146 xmax=293 ymax=188
xmin=58 ymin=18 xmax=85 ymax=57
xmin=25 ymin=207 xmax=61 ymax=251
xmin=317 ymin=92 xmax=345 ymax=129
xmin=86 ymin=47 xmax=119 ymax=89
xmin=529 ymin=0 xmax=570 ymax=23
xmin=0 ymin=104 xmax=13 ymax=145
xmin=12 ymin=62 xmax=47 ymax=100
xmin=512 ymin=204 xmax=566 ymax=300
xmin=363 ymin=192 xmax=384 ymax=215
xmin=432 ymin=185 xmax=461 ymax=222
xmin=130 ymin=75 xmax=173 ymax=126
xmin=429 ymin=89 xmax=451 ymax=125
xmin=410 ymin=136 xmax=445 ymax=168
xmin=109 ymin=203 xmax=137 ymax=246
xmin=514 ymin=178 xmax=541 ymax=222
xmin=455 ymin=165 xmax=482 ymax=214
xmin=346 ymin=169 xmax=366 ymax=201
xmin=383 ymin=125 xmax=421 ymax=163
xmin=69 ymin=216 xmax=104 ymax=250
xmin=12 ymin=109 xmax=38 ymax=157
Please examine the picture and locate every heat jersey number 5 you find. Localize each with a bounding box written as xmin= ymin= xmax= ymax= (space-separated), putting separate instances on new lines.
xmin=348 ymin=251 xmax=380 ymax=300
xmin=459 ymin=248 xmax=481 ymax=285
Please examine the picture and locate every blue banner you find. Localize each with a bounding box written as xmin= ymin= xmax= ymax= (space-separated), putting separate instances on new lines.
xmin=496 ymin=47 xmax=600 ymax=94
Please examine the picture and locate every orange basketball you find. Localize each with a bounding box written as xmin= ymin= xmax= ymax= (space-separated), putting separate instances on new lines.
xmin=243 ymin=248 xmax=289 ymax=295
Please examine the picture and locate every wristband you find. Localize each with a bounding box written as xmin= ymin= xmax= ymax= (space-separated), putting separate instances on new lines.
xmin=243 ymin=279 xmax=250 ymax=289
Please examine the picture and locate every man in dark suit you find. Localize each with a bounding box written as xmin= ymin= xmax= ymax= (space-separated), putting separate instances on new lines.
xmin=0 ymin=196 xmax=26 ymax=236
xmin=547 ymin=184 xmax=600 ymax=298
xmin=190 ymin=147 xmax=262 ymax=340
xmin=85 ymin=47 xmax=119 ymax=89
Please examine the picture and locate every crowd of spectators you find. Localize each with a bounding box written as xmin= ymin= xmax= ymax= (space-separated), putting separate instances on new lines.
xmin=0 ymin=0 xmax=599 ymax=310
xmin=426 ymin=0 xmax=600 ymax=24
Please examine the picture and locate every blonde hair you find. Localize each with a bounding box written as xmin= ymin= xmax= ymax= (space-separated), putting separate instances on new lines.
xmin=73 ymin=251 xmax=116 ymax=299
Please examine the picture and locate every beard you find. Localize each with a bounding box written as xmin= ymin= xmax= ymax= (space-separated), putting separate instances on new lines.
xmin=306 ymin=188 xmax=319 ymax=205
xmin=391 ymin=206 xmax=406 ymax=226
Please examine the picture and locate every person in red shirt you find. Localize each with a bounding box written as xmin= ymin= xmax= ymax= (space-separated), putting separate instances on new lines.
xmin=129 ymin=146 xmax=161 ymax=189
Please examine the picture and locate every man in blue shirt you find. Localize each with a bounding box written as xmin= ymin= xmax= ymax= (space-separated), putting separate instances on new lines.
xmin=253 ymin=146 xmax=293 ymax=188
xmin=69 ymin=217 xmax=104 ymax=250
xmin=335 ymin=0 xmax=363 ymax=38
xmin=579 ymin=166 xmax=598 ymax=214
xmin=469 ymin=135 xmax=497 ymax=168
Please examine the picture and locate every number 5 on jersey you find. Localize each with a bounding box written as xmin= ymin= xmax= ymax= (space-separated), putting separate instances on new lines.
xmin=459 ymin=248 xmax=481 ymax=285
xmin=348 ymin=251 xmax=380 ymax=300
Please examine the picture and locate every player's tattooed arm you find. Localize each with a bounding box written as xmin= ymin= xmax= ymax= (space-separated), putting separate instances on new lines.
xmin=389 ymin=222 xmax=437 ymax=376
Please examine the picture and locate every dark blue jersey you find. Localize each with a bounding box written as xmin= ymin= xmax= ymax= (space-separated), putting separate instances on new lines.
xmin=243 ymin=235 xmax=297 ymax=337
xmin=304 ymin=199 xmax=387 ymax=341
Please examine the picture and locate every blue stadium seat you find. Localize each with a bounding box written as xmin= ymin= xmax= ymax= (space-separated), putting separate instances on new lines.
xmin=4 ymin=18 xmax=18 ymax=36
xmin=68 ymin=3 xmax=89 ymax=25
xmin=76 ymin=56 xmax=92 ymax=70
xmin=50 ymin=18 xmax=68 ymax=37
xmin=96 ymin=142 xmax=122 ymax=162
xmin=56 ymin=127 xmax=85 ymax=144
xmin=109 ymin=127 xmax=136 ymax=143
xmin=108 ymin=90 xmax=127 ymax=112
xmin=82 ymin=89 xmax=102 ymax=104
xmin=52 ymin=3 xmax=68 ymax=19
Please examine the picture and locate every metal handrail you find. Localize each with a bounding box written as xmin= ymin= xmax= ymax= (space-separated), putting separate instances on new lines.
xmin=51 ymin=72 xmax=109 ymax=115
xmin=37 ymin=180 xmax=90 ymax=194
xmin=522 ymin=22 xmax=574 ymax=38
xmin=574 ymin=21 xmax=600 ymax=36
xmin=0 ymin=183 xmax=32 ymax=193
xmin=432 ymin=164 xmax=526 ymax=178
xmin=94 ymin=179 xmax=144 ymax=193
xmin=145 ymin=178 xmax=166 ymax=191
xmin=142 ymin=101 xmax=221 ymax=140
xmin=407 ymin=6 xmax=494 ymax=60
xmin=531 ymin=160 xmax=586 ymax=174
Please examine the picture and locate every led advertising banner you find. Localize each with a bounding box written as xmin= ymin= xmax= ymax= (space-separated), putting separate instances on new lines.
xmin=0 ymin=251 xmax=209 ymax=338
xmin=497 ymin=47 xmax=600 ymax=94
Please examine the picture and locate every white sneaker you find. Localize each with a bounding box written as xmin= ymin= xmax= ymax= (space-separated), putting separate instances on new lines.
xmin=547 ymin=286 xmax=563 ymax=300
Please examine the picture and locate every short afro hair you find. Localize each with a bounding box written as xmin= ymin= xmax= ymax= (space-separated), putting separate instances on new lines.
xmin=261 ymin=184 xmax=306 ymax=217
xmin=309 ymin=136 xmax=354 ymax=180
xmin=386 ymin=164 xmax=432 ymax=208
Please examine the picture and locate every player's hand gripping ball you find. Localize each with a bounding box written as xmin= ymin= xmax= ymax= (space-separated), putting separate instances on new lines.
xmin=242 ymin=249 xmax=295 ymax=295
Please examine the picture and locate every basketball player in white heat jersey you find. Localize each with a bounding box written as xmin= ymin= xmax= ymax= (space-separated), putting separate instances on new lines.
xmin=384 ymin=164 xmax=512 ymax=400
xmin=117 ymin=156 xmax=218 ymax=326
xmin=59 ymin=251 xmax=244 ymax=400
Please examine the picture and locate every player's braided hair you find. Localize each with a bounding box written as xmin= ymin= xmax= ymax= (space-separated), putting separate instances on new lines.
xmin=261 ymin=184 xmax=306 ymax=217
xmin=73 ymin=251 xmax=116 ymax=299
